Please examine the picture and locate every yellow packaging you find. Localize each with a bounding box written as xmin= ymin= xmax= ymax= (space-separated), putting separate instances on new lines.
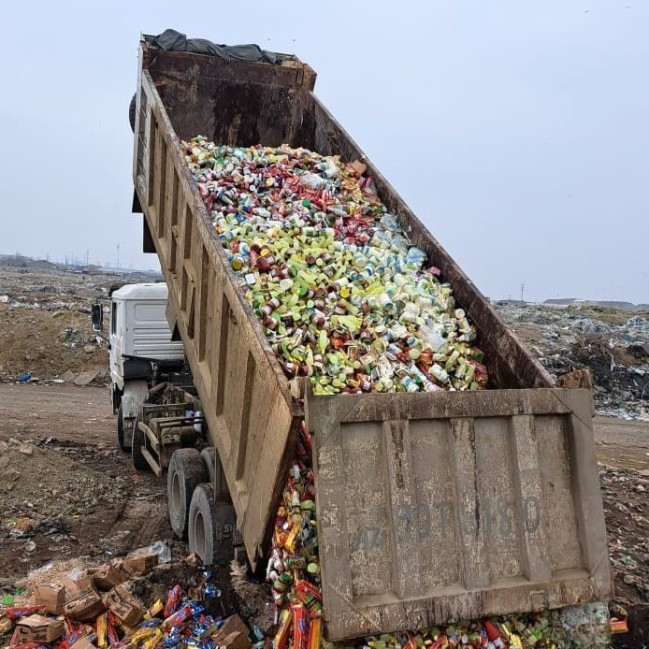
xmin=96 ymin=612 xmax=108 ymax=648
xmin=145 ymin=599 xmax=164 ymax=619
xmin=141 ymin=628 xmax=163 ymax=649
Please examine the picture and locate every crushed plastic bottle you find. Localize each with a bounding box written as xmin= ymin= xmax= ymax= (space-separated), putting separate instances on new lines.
xmin=181 ymin=138 xmax=488 ymax=396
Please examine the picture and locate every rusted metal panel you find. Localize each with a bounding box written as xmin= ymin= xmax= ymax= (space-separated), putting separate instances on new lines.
xmin=306 ymin=388 xmax=612 ymax=641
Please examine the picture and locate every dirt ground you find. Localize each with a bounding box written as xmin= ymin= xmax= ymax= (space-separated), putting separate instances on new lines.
xmin=0 ymin=384 xmax=170 ymax=582
xmin=2 ymin=386 xmax=649 ymax=611
xmin=0 ymin=303 xmax=107 ymax=382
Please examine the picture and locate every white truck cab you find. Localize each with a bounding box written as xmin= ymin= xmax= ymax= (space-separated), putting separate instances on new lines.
xmin=105 ymin=283 xmax=185 ymax=449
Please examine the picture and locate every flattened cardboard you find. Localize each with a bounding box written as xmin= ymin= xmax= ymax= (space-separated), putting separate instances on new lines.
xmin=15 ymin=614 xmax=65 ymax=643
xmin=212 ymin=615 xmax=250 ymax=648
xmin=70 ymin=637 xmax=97 ymax=649
xmin=220 ymin=631 xmax=251 ymax=649
xmin=61 ymin=573 xmax=94 ymax=597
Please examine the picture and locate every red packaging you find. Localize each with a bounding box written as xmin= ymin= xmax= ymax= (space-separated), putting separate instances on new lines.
xmin=306 ymin=615 xmax=321 ymax=649
xmin=610 ymin=618 xmax=629 ymax=634
xmin=163 ymin=585 xmax=182 ymax=617
xmin=484 ymin=621 xmax=501 ymax=642
xmin=6 ymin=606 xmax=45 ymax=620
xmin=161 ymin=604 xmax=192 ymax=631
xmin=403 ymin=634 xmax=416 ymax=649
xmin=294 ymin=580 xmax=322 ymax=610
xmin=291 ymin=603 xmax=308 ymax=649
xmin=106 ymin=619 xmax=119 ymax=646
xmin=272 ymin=609 xmax=291 ymax=649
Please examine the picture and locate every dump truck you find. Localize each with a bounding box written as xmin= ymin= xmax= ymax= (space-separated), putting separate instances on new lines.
xmin=125 ymin=32 xmax=612 ymax=641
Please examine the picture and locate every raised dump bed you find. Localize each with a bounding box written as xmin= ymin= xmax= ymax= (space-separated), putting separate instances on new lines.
xmin=132 ymin=34 xmax=611 ymax=640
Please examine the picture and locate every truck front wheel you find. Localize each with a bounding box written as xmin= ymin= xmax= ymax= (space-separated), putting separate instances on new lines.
xmin=117 ymin=404 xmax=131 ymax=452
xmin=167 ymin=449 xmax=207 ymax=539
xmin=188 ymin=483 xmax=239 ymax=566
xmin=131 ymin=415 xmax=150 ymax=471
xmin=117 ymin=404 xmax=126 ymax=451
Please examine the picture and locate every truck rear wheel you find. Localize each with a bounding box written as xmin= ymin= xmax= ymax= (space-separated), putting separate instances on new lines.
xmin=188 ymin=483 xmax=239 ymax=566
xmin=167 ymin=449 xmax=207 ymax=539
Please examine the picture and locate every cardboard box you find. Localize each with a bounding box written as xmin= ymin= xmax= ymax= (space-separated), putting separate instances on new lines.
xmin=63 ymin=590 xmax=105 ymax=621
xmin=213 ymin=615 xmax=250 ymax=648
xmin=15 ymin=614 xmax=65 ymax=644
xmin=61 ymin=572 xmax=95 ymax=597
xmin=93 ymin=561 xmax=129 ymax=591
xmin=121 ymin=552 xmax=158 ymax=577
xmin=33 ymin=581 xmax=67 ymax=615
xmin=104 ymin=584 xmax=145 ymax=627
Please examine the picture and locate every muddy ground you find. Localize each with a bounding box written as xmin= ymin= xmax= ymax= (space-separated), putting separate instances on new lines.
xmin=0 ymin=385 xmax=170 ymax=580
xmin=1 ymin=384 xmax=649 ymax=647
xmin=0 ymin=384 xmax=274 ymax=633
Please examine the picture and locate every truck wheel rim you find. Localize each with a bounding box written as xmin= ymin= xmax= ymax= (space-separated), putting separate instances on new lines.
xmin=194 ymin=510 xmax=206 ymax=559
xmin=171 ymin=473 xmax=181 ymax=514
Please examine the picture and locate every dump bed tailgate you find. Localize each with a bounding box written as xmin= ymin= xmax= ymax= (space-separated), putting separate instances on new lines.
xmin=307 ymin=388 xmax=612 ymax=641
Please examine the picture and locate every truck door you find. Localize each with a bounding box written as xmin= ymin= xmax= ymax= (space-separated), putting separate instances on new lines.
xmin=109 ymin=299 xmax=122 ymax=388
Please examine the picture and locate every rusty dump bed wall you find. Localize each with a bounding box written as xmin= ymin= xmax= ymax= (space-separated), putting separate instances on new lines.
xmin=306 ymin=389 xmax=612 ymax=640
xmin=132 ymin=40 xmax=611 ymax=637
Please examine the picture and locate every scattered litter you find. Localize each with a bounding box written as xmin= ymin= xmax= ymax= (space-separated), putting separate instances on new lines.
xmin=496 ymin=303 xmax=649 ymax=420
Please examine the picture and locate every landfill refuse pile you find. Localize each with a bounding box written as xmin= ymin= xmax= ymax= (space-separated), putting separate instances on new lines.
xmin=0 ymin=548 xmax=260 ymax=649
xmin=0 ymin=439 xmax=132 ymax=573
xmin=0 ymin=263 xmax=119 ymax=384
xmin=181 ymin=137 xmax=488 ymax=396
xmin=0 ymin=540 xmax=616 ymax=649
xmin=0 ymin=441 xmax=125 ymax=523
xmin=496 ymin=303 xmax=649 ymax=421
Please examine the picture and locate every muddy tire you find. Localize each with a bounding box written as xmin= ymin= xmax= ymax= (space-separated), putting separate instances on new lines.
xmin=131 ymin=416 xmax=150 ymax=471
xmin=167 ymin=449 xmax=207 ymax=539
xmin=188 ymin=483 xmax=239 ymax=566
xmin=117 ymin=404 xmax=128 ymax=452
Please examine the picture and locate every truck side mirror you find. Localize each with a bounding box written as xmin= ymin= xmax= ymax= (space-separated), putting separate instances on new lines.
xmin=91 ymin=303 xmax=103 ymax=332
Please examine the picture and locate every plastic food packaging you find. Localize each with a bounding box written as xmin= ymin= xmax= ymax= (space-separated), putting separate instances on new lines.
xmin=181 ymin=138 xmax=488 ymax=397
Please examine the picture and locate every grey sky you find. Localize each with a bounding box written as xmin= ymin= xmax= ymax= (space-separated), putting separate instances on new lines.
xmin=1 ymin=1 xmax=647 ymax=303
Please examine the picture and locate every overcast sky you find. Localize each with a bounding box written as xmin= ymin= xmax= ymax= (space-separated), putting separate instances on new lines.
xmin=1 ymin=1 xmax=647 ymax=303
